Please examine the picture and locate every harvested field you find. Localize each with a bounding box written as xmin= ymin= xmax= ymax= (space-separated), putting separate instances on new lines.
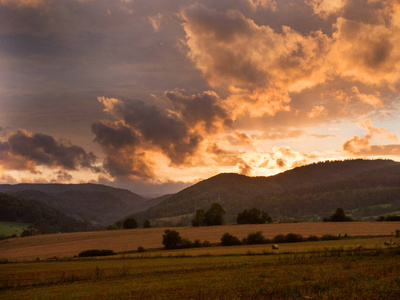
xmin=0 ymin=222 xmax=399 ymax=261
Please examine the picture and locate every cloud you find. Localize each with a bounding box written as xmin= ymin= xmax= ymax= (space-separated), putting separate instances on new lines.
xmin=164 ymin=89 xmax=233 ymax=134
xmin=91 ymin=120 xmax=155 ymax=179
xmin=331 ymin=4 xmax=400 ymax=87
xmin=0 ymin=0 xmax=46 ymax=9
xmin=148 ymin=13 xmax=163 ymax=32
xmin=93 ymin=92 xmax=233 ymax=180
xmin=309 ymin=133 xmax=336 ymax=139
xmin=307 ymin=0 xmax=347 ymax=18
xmin=0 ymin=130 xmax=97 ymax=172
xmin=247 ymin=0 xmax=276 ymax=11
xmin=179 ymin=4 xmax=331 ymax=117
xmin=343 ymin=119 xmax=399 ymax=155
xmin=257 ymin=129 xmax=304 ymax=140
xmin=307 ymin=105 xmax=328 ymax=118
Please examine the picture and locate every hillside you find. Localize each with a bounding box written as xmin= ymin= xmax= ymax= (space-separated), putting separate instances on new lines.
xmin=133 ymin=159 xmax=400 ymax=223
xmin=0 ymin=183 xmax=147 ymax=225
xmin=0 ymin=193 xmax=90 ymax=234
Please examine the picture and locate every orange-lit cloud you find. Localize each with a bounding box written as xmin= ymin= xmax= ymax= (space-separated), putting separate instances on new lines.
xmin=308 ymin=0 xmax=347 ymax=18
xmin=180 ymin=4 xmax=331 ymax=117
xmin=0 ymin=0 xmax=46 ymax=8
xmin=148 ymin=13 xmax=163 ymax=32
xmin=343 ymin=119 xmax=399 ymax=155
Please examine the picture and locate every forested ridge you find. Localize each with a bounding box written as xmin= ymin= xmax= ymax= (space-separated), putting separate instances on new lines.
xmin=133 ymin=159 xmax=400 ymax=222
xmin=0 ymin=193 xmax=90 ymax=234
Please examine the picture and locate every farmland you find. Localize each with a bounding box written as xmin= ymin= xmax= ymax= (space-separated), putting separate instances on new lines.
xmin=1 ymin=222 xmax=400 ymax=299
xmin=1 ymin=222 xmax=399 ymax=261
xmin=1 ymin=242 xmax=400 ymax=299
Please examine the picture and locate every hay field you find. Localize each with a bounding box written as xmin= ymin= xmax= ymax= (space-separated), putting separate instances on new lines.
xmin=0 ymin=222 xmax=399 ymax=261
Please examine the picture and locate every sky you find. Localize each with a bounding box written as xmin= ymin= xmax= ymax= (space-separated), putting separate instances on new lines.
xmin=1 ymin=0 xmax=400 ymax=196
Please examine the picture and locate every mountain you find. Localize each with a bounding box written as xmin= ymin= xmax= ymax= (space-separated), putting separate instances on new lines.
xmin=0 ymin=193 xmax=90 ymax=234
xmin=0 ymin=183 xmax=147 ymax=225
xmin=133 ymin=159 xmax=400 ymax=223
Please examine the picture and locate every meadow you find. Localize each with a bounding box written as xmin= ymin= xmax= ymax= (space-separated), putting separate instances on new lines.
xmin=1 ymin=242 xmax=400 ymax=299
xmin=1 ymin=222 xmax=400 ymax=261
xmin=1 ymin=222 xmax=400 ymax=299
xmin=0 ymin=221 xmax=29 ymax=237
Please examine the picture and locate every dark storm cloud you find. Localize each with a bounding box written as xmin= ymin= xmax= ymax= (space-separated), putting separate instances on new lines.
xmin=91 ymin=120 xmax=155 ymax=179
xmin=165 ymin=90 xmax=233 ymax=133
xmin=92 ymin=121 xmax=139 ymax=149
xmin=0 ymin=130 xmax=97 ymax=171
xmin=115 ymin=99 xmax=203 ymax=165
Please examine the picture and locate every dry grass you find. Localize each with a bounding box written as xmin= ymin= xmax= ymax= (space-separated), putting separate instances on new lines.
xmin=0 ymin=222 xmax=399 ymax=261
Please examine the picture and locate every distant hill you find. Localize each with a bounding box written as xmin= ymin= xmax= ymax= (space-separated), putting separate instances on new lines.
xmin=0 ymin=184 xmax=147 ymax=225
xmin=132 ymin=159 xmax=400 ymax=223
xmin=0 ymin=193 xmax=90 ymax=234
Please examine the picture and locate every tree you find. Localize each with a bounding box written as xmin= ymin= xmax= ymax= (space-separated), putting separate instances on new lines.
xmin=244 ymin=231 xmax=267 ymax=245
xmin=323 ymin=208 xmax=353 ymax=222
xmin=191 ymin=209 xmax=206 ymax=227
xmin=162 ymin=229 xmax=182 ymax=249
xmin=204 ymin=203 xmax=225 ymax=226
xmin=221 ymin=232 xmax=241 ymax=246
xmin=123 ymin=217 xmax=138 ymax=229
xmin=237 ymin=208 xmax=271 ymax=224
xmin=143 ymin=220 xmax=151 ymax=228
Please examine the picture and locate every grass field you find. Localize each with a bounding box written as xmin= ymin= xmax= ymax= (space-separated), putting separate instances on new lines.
xmin=1 ymin=223 xmax=400 ymax=299
xmin=1 ymin=222 xmax=400 ymax=261
xmin=1 ymin=243 xmax=400 ymax=299
xmin=0 ymin=222 xmax=29 ymax=237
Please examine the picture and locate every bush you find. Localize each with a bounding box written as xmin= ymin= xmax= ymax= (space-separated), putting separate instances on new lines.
xmin=245 ymin=231 xmax=267 ymax=245
xmin=307 ymin=235 xmax=320 ymax=241
xmin=78 ymin=249 xmax=115 ymax=257
xmin=194 ymin=239 xmax=202 ymax=248
xmin=162 ymin=229 xmax=183 ymax=249
xmin=181 ymin=238 xmax=194 ymax=248
xmin=137 ymin=246 xmax=145 ymax=253
xmin=143 ymin=220 xmax=151 ymax=228
xmin=202 ymin=241 xmax=211 ymax=247
xmin=285 ymin=233 xmax=304 ymax=243
xmin=107 ymin=225 xmax=117 ymax=230
xmin=221 ymin=233 xmax=242 ymax=246
xmin=273 ymin=234 xmax=286 ymax=243
xmin=123 ymin=217 xmax=138 ymax=229
xmin=321 ymin=234 xmax=340 ymax=240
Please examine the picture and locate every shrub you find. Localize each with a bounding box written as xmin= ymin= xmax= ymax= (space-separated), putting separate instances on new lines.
xmin=107 ymin=225 xmax=117 ymax=230
xmin=181 ymin=238 xmax=194 ymax=248
xmin=307 ymin=235 xmax=320 ymax=241
xmin=273 ymin=234 xmax=286 ymax=243
xmin=78 ymin=249 xmax=115 ymax=257
xmin=221 ymin=233 xmax=242 ymax=246
xmin=321 ymin=234 xmax=340 ymax=241
xmin=123 ymin=217 xmax=138 ymax=229
xmin=194 ymin=239 xmax=202 ymax=248
xmin=202 ymin=241 xmax=211 ymax=247
xmin=162 ymin=229 xmax=183 ymax=249
xmin=285 ymin=233 xmax=304 ymax=243
xmin=137 ymin=246 xmax=145 ymax=253
xmin=143 ymin=220 xmax=151 ymax=228
xmin=395 ymin=230 xmax=400 ymax=238
xmin=245 ymin=231 xmax=267 ymax=245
